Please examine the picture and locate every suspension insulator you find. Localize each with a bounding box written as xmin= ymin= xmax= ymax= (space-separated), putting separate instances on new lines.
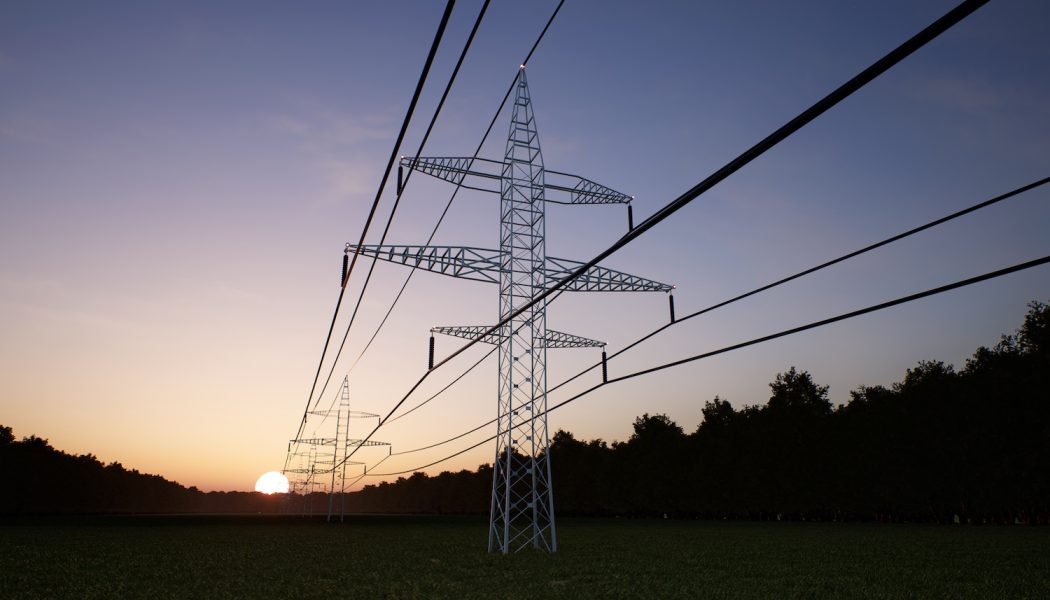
xmin=601 ymin=350 xmax=608 ymax=383
xmin=428 ymin=335 xmax=435 ymax=370
xmin=397 ymin=165 xmax=404 ymax=195
xmin=669 ymin=293 xmax=676 ymax=324
xmin=341 ymin=253 xmax=349 ymax=287
xmin=627 ymin=204 xmax=634 ymax=231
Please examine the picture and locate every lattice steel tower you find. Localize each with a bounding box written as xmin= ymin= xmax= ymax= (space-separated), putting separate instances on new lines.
xmin=284 ymin=376 xmax=386 ymax=520
xmin=348 ymin=68 xmax=671 ymax=552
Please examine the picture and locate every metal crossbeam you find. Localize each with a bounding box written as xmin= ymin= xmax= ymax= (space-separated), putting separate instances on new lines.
xmin=544 ymin=330 xmax=605 ymax=348
xmin=432 ymin=324 xmax=504 ymax=345
xmin=346 ymin=439 xmax=390 ymax=448
xmin=432 ymin=325 xmax=604 ymax=348
xmin=348 ymin=244 xmax=500 ymax=284
xmin=401 ymin=156 xmax=632 ymax=204
xmin=289 ymin=460 xmax=363 ymax=472
xmin=357 ymin=69 xmax=668 ymax=554
xmin=307 ymin=409 xmax=380 ymax=419
xmin=347 ymin=244 xmax=671 ymax=292
xmin=293 ymin=437 xmax=337 ymax=446
xmin=545 ymin=256 xmax=673 ymax=293
xmin=285 ymin=377 xmax=388 ymax=520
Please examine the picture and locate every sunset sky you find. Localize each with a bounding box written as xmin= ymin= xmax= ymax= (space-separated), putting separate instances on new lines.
xmin=2 ymin=0 xmax=1047 ymax=492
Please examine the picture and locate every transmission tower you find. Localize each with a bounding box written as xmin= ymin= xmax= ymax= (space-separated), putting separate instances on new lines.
xmin=347 ymin=68 xmax=671 ymax=553
xmin=285 ymin=376 xmax=387 ymax=519
xmin=284 ymin=442 xmax=325 ymax=515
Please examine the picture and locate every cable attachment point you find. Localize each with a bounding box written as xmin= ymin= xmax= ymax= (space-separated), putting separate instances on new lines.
xmin=601 ymin=350 xmax=608 ymax=383
xmin=669 ymin=293 xmax=676 ymax=324
xmin=397 ymin=165 xmax=404 ymax=196
xmin=627 ymin=202 xmax=634 ymax=231
xmin=341 ymin=252 xmax=349 ymax=287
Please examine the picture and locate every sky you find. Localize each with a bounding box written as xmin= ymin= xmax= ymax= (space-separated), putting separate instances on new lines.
xmin=1 ymin=0 xmax=1047 ymax=492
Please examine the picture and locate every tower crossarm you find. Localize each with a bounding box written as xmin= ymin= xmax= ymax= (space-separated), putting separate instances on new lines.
xmin=345 ymin=439 xmax=390 ymax=448
xmin=292 ymin=437 xmax=338 ymax=446
xmin=432 ymin=324 xmax=506 ymax=345
xmin=543 ymin=329 xmax=605 ymax=348
xmin=545 ymin=256 xmax=673 ymax=292
xmin=306 ymin=409 xmax=338 ymax=418
xmin=347 ymin=244 xmax=670 ymax=292
xmin=544 ymin=169 xmax=631 ymax=205
xmin=401 ymin=156 xmax=503 ymax=193
xmin=346 ymin=244 xmax=501 ymax=284
xmin=289 ymin=460 xmax=363 ymax=472
xmin=433 ymin=324 xmax=604 ymax=348
xmin=402 ymin=156 xmax=631 ymax=205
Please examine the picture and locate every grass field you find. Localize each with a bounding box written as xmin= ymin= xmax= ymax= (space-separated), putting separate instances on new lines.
xmin=1 ymin=515 xmax=1048 ymax=599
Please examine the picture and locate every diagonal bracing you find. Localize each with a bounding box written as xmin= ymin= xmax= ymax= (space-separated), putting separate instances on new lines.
xmin=431 ymin=325 xmax=605 ymax=349
xmin=347 ymin=244 xmax=672 ymax=292
xmin=351 ymin=68 xmax=670 ymax=553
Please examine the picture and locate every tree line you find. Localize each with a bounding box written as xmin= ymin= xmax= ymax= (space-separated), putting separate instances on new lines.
xmin=3 ymin=301 xmax=1047 ymax=522
xmin=0 ymin=430 xmax=284 ymax=514
xmin=344 ymin=300 xmax=1050 ymax=524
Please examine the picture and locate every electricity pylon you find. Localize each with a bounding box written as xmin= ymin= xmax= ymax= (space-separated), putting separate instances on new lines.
xmin=347 ymin=68 xmax=671 ymax=553
xmin=286 ymin=376 xmax=387 ymax=520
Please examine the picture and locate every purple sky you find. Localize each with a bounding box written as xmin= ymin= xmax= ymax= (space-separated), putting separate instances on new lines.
xmin=2 ymin=0 xmax=1047 ymax=491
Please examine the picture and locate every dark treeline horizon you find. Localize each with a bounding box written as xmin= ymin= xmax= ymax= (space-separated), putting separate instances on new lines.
xmin=3 ymin=301 xmax=1048 ymax=523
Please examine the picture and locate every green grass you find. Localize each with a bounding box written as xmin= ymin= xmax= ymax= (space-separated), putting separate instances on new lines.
xmin=1 ymin=516 xmax=1048 ymax=599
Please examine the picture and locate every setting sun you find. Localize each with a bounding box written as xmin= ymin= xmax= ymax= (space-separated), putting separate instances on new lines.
xmin=254 ymin=471 xmax=289 ymax=494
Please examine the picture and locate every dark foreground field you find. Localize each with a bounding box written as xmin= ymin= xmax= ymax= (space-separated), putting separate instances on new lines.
xmin=1 ymin=516 xmax=1047 ymax=599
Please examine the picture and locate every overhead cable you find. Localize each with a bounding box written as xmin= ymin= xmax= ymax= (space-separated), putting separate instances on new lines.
xmin=312 ymin=0 xmax=493 ymax=416
xmin=369 ymin=253 xmax=1050 ymax=476
xmin=344 ymin=0 xmax=567 ymax=377
xmin=333 ymin=0 xmax=988 ymax=471
xmin=382 ymin=176 xmax=1049 ymax=458
xmin=547 ymin=175 xmax=1050 ymax=395
xmin=287 ymin=0 xmax=457 ymax=461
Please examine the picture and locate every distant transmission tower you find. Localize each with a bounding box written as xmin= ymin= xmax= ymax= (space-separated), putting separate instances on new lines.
xmin=348 ymin=68 xmax=671 ymax=553
xmin=286 ymin=376 xmax=386 ymax=520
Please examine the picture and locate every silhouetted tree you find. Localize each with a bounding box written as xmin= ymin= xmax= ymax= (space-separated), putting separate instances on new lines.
xmin=768 ymin=367 xmax=832 ymax=416
xmin=5 ymin=301 xmax=1048 ymax=522
xmin=699 ymin=396 xmax=735 ymax=430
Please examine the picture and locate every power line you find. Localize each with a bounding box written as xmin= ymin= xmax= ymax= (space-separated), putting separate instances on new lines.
xmin=392 ymin=418 xmax=491 ymax=456
xmin=311 ymin=0 xmax=565 ymax=454
xmin=344 ymin=0 xmax=567 ymax=377
xmin=419 ymin=0 xmax=992 ymax=382
xmin=311 ymin=0 xmax=494 ymax=415
xmin=287 ymin=0 xmax=457 ymax=461
xmin=326 ymin=0 xmax=569 ymax=467
xmin=332 ymin=0 xmax=988 ymax=472
xmin=385 ymin=345 xmax=495 ymax=424
xmin=386 ymin=287 xmax=569 ymax=424
xmin=369 ymin=254 xmax=1050 ymax=476
xmin=379 ymin=175 xmax=1049 ymax=460
xmin=547 ymin=175 xmax=1050 ymax=396
xmin=342 ymin=454 xmax=391 ymax=492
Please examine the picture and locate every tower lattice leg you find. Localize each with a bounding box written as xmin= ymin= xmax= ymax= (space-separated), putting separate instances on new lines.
xmin=488 ymin=70 xmax=556 ymax=553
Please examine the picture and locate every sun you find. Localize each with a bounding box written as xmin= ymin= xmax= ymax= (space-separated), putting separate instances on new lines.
xmin=255 ymin=471 xmax=289 ymax=494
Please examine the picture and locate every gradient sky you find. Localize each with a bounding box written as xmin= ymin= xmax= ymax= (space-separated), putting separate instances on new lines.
xmin=2 ymin=0 xmax=1047 ymax=492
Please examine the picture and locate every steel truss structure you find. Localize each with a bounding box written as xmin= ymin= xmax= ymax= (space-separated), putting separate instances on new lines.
xmin=431 ymin=325 xmax=605 ymax=349
xmin=347 ymin=69 xmax=670 ymax=552
xmin=285 ymin=377 xmax=387 ymax=520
